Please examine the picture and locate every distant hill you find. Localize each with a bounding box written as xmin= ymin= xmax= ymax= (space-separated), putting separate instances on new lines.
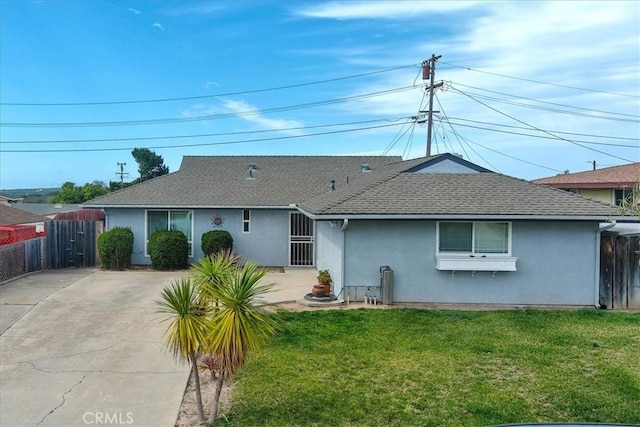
xmin=0 ymin=188 xmax=60 ymax=203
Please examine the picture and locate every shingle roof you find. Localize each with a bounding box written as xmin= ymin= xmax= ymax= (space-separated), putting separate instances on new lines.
xmin=84 ymin=156 xmax=402 ymax=207
xmin=0 ymin=204 xmax=48 ymax=226
xmin=534 ymin=163 xmax=640 ymax=189
xmin=299 ymin=157 xmax=621 ymax=219
xmin=12 ymin=204 xmax=81 ymax=217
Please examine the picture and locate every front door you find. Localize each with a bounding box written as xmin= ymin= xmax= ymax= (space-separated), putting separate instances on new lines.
xmin=289 ymin=212 xmax=314 ymax=266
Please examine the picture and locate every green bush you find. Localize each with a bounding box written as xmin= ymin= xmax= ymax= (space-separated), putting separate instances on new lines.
xmin=148 ymin=230 xmax=189 ymax=270
xmin=97 ymin=227 xmax=134 ymax=270
xmin=201 ymin=230 xmax=233 ymax=256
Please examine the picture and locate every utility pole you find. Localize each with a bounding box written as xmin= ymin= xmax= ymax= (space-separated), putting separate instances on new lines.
xmin=116 ymin=162 xmax=128 ymax=189
xmin=423 ymin=54 xmax=442 ymax=157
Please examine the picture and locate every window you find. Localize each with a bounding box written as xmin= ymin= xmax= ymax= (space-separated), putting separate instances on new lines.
xmin=436 ymin=221 xmax=516 ymax=271
xmin=614 ymin=188 xmax=635 ymax=207
xmin=242 ymin=209 xmax=250 ymax=233
xmin=438 ymin=221 xmax=509 ymax=255
xmin=146 ymin=210 xmax=193 ymax=256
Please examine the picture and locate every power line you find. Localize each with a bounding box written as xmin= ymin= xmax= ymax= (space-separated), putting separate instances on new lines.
xmin=448 ymin=86 xmax=639 ymax=124
xmin=450 ymin=82 xmax=640 ymax=119
xmin=442 ymin=117 xmax=639 ymax=142
xmin=1 ymin=85 xmax=417 ymax=127
xmin=441 ymin=119 xmax=639 ymax=148
xmin=0 ymin=121 xmax=406 ymax=153
xmin=441 ymin=61 xmax=640 ymax=99
xmin=1 ymin=64 xmax=419 ymax=106
xmin=449 ymin=87 xmax=636 ymax=163
xmin=2 ymin=118 xmax=406 ymax=144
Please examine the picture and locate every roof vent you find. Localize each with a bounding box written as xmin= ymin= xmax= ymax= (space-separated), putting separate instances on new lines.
xmin=330 ymin=180 xmax=336 ymax=192
xmin=247 ymin=163 xmax=257 ymax=179
xmin=361 ymin=164 xmax=371 ymax=172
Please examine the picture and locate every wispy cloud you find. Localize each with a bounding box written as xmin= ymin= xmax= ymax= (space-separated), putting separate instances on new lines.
xmin=293 ymin=1 xmax=481 ymax=20
xmin=127 ymin=8 xmax=141 ymax=15
xmin=152 ymin=22 xmax=165 ymax=31
xmin=180 ymin=100 xmax=305 ymax=136
xmin=164 ymin=3 xmax=227 ymax=16
xmin=222 ymin=99 xmax=305 ymax=135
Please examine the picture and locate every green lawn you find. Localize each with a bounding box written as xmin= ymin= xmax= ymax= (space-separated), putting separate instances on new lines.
xmin=222 ymin=308 xmax=640 ymax=426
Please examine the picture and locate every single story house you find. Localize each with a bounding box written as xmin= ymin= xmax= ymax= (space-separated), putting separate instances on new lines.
xmin=84 ymin=155 xmax=402 ymax=266
xmin=85 ymin=153 xmax=635 ymax=307
xmin=534 ymin=163 xmax=639 ymax=206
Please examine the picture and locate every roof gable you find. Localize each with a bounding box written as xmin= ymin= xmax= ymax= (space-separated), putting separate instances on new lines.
xmin=405 ymin=153 xmax=492 ymax=174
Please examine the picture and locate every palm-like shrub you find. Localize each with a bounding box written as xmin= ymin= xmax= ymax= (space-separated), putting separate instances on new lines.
xmin=156 ymin=251 xmax=279 ymax=424
xmin=205 ymin=259 xmax=279 ymax=423
xmin=156 ymin=278 xmax=209 ymax=424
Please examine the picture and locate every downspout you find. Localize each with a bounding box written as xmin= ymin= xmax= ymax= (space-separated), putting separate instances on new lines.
xmin=595 ymin=220 xmax=616 ymax=308
xmin=340 ymin=219 xmax=349 ymax=302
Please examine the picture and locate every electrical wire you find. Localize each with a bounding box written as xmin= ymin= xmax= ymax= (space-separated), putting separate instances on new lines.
xmin=440 ymin=61 xmax=640 ymax=99
xmin=0 ymin=121 xmax=406 ymax=153
xmin=447 ymin=86 xmax=639 ymax=123
xmin=2 ymin=118 xmax=407 ymax=144
xmin=1 ymin=64 xmax=420 ymax=106
xmin=451 ymin=82 xmax=640 ymax=119
xmin=441 ymin=117 xmax=640 ymax=142
xmin=1 ymin=85 xmax=417 ymax=127
xmin=448 ymin=86 xmax=637 ymax=163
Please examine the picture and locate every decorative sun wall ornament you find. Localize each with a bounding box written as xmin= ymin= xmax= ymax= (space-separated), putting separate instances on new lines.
xmin=211 ymin=214 xmax=225 ymax=228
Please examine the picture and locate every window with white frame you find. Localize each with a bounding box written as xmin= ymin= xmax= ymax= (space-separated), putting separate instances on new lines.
xmin=146 ymin=210 xmax=193 ymax=256
xmin=242 ymin=209 xmax=250 ymax=233
xmin=614 ymin=188 xmax=635 ymax=207
xmin=436 ymin=221 xmax=516 ymax=271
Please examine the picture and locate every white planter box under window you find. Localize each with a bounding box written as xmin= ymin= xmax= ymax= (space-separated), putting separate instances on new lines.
xmin=436 ymin=256 xmax=518 ymax=272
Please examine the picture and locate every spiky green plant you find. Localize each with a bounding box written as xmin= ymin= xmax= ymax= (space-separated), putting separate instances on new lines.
xmin=205 ymin=260 xmax=279 ymax=424
xmin=155 ymin=278 xmax=209 ymax=424
xmin=190 ymin=249 xmax=240 ymax=305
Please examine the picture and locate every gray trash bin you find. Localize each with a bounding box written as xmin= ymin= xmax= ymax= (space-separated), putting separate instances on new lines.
xmin=380 ymin=266 xmax=393 ymax=304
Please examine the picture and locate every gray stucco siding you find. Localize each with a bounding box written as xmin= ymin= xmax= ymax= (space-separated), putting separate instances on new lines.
xmin=103 ymin=207 xmax=294 ymax=267
xmin=337 ymin=219 xmax=599 ymax=306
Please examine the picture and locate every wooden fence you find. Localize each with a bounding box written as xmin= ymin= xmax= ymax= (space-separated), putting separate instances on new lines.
xmin=0 ymin=220 xmax=101 ymax=283
xmin=600 ymin=233 xmax=640 ymax=310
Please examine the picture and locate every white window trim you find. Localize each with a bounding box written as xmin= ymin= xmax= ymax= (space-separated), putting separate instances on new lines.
xmin=242 ymin=209 xmax=251 ymax=234
xmin=435 ymin=221 xmax=517 ymax=272
xmin=144 ymin=209 xmax=194 ymax=257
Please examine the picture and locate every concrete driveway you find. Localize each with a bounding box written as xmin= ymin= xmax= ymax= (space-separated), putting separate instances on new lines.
xmin=0 ymin=267 xmax=316 ymax=427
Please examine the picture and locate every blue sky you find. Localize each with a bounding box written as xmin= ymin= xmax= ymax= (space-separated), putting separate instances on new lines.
xmin=1 ymin=1 xmax=638 ymax=189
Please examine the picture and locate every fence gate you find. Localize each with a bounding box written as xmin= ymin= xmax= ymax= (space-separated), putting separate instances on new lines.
xmin=289 ymin=213 xmax=314 ymax=266
xmin=46 ymin=220 xmax=98 ymax=269
xmin=600 ymin=233 xmax=640 ymax=309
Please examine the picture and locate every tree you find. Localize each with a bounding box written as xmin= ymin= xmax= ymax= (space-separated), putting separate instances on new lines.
xmin=205 ymin=258 xmax=279 ymax=424
xmin=156 ymin=278 xmax=209 ymax=424
xmin=131 ymin=148 xmax=169 ymax=182
xmin=51 ymin=181 xmax=108 ymax=204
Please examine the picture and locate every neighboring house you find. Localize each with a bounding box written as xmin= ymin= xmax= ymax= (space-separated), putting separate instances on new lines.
xmin=0 ymin=195 xmax=24 ymax=206
xmin=534 ymin=163 xmax=640 ymax=206
xmin=84 ymin=156 xmax=401 ymax=266
xmin=0 ymin=204 xmax=48 ymax=244
xmin=86 ymin=153 xmax=637 ymax=307
xmin=0 ymin=204 xmax=47 ymax=230
xmin=12 ymin=204 xmax=83 ymax=219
